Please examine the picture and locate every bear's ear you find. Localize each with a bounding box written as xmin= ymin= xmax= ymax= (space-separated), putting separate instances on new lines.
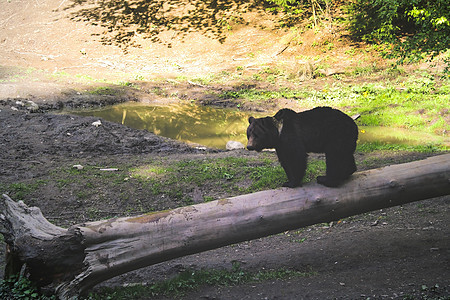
xmin=272 ymin=118 xmax=283 ymax=135
xmin=248 ymin=116 xmax=255 ymax=124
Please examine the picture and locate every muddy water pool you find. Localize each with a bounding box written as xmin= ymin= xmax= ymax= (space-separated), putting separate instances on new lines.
xmin=72 ymin=103 xmax=449 ymax=149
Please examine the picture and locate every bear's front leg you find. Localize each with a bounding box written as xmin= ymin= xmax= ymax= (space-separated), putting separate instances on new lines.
xmin=276 ymin=143 xmax=306 ymax=188
xmin=282 ymin=180 xmax=302 ymax=188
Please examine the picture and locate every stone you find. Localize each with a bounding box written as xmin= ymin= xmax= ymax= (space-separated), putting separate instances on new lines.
xmin=226 ymin=140 xmax=244 ymax=150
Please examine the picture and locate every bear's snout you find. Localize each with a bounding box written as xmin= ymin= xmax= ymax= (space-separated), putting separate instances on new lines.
xmin=247 ymin=144 xmax=262 ymax=152
xmin=247 ymin=136 xmax=255 ymax=151
xmin=247 ymin=136 xmax=260 ymax=151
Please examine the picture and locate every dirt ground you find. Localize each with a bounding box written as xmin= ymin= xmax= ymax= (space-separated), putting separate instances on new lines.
xmin=0 ymin=0 xmax=449 ymax=299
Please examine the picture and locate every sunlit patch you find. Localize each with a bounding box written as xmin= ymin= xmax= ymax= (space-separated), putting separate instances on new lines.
xmin=130 ymin=165 xmax=171 ymax=179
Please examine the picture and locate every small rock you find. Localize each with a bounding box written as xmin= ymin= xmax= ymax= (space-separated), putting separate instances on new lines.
xmin=226 ymin=140 xmax=244 ymax=150
xmin=73 ymin=164 xmax=84 ymax=170
xmin=92 ymin=120 xmax=102 ymax=127
xmin=26 ymin=100 xmax=39 ymax=112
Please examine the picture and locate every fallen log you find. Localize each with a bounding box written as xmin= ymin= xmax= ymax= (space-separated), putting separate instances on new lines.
xmin=1 ymin=154 xmax=449 ymax=299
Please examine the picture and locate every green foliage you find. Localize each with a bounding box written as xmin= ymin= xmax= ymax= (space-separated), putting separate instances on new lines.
xmin=348 ymin=0 xmax=450 ymax=69
xmin=0 ymin=276 xmax=55 ymax=300
xmin=87 ymin=262 xmax=315 ymax=299
xmin=267 ymin=0 xmax=332 ymax=27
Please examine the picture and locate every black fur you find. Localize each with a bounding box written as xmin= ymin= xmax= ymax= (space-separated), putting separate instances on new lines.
xmin=247 ymin=107 xmax=358 ymax=188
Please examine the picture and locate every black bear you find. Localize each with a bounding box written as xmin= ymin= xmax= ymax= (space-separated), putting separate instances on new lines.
xmin=247 ymin=107 xmax=358 ymax=188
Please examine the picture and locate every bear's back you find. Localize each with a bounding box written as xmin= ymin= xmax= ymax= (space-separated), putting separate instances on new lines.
xmin=286 ymin=107 xmax=358 ymax=153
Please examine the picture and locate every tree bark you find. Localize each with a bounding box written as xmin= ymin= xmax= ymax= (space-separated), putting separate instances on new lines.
xmin=1 ymin=154 xmax=449 ymax=299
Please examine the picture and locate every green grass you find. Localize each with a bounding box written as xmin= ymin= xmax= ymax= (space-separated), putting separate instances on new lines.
xmin=351 ymin=63 xmax=380 ymax=76
xmin=52 ymin=165 xmax=129 ymax=189
xmin=217 ymin=73 xmax=449 ymax=136
xmin=0 ymin=181 xmax=47 ymax=201
xmin=130 ymin=156 xmax=328 ymax=201
xmin=219 ymin=88 xmax=310 ymax=102
xmin=87 ymin=86 xmax=120 ymax=96
xmin=347 ymin=80 xmax=449 ymax=133
xmin=248 ymin=161 xmax=287 ymax=191
xmin=130 ymin=156 xmax=287 ymax=200
xmin=86 ymin=262 xmax=316 ymax=299
xmin=357 ymin=142 xmax=448 ymax=153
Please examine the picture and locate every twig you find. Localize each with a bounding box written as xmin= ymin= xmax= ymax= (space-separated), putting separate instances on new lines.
xmin=0 ymin=14 xmax=16 ymax=27
xmin=57 ymin=0 xmax=67 ymax=10
xmin=188 ymin=80 xmax=206 ymax=87
xmin=275 ymin=36 xmax=295 ymax=56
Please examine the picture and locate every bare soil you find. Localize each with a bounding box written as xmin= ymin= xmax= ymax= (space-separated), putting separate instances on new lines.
xmin=0 ymin=0 xmax=449 ymax=299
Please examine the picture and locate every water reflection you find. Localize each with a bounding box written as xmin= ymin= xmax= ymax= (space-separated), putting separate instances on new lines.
xmin=74 ymin=103 xmax=255 ymax=149
xmin=72 ymin=103 xmax=449 ymax=149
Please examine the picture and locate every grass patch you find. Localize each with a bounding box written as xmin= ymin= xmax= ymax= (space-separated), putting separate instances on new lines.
xmin=323 ymin=79 xmax=449 ymax=135
xmin=130 ymin=156 xmax=327 ymax=201
xmin=175 ymin=157 xmax=247 ymax=184
xmin=248 ymin=162 xmax=287 ymax=191
xmin=87 ymin=86 xmax=120 ymax=96
xmin=158 ymin=156 xmax=284 ymax=198
xmin=52 ymin=165 xmax=129 ymax=189
xmin=87 ymin=262 xmax=316 ymax=299
xmin=357 ymin=142 xmax=448 ymax=153
xmin=222 ymin=75 xmax=449 ymax=135
xmin=348 ymin=84 xmax=447 ymax=131
xmin=351 ymin=63 xmax=380 ymax=77
xmin=130 ymin=163 xmax=173 ymax=179
xmin=0 ymin=181 xmax=47 ymax=201
xmin=219 ymin=88 xmax=309 ymax=102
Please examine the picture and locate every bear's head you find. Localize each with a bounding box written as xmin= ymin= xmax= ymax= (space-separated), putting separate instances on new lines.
xmin=246 ymin=116 xmax=282 ymax=152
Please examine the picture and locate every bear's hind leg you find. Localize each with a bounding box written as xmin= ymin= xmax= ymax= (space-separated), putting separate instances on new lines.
xmin=317 ymin=175 xmax=342 ymax=187
xmin=318 ymin=152 xmax=356 ymax=187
